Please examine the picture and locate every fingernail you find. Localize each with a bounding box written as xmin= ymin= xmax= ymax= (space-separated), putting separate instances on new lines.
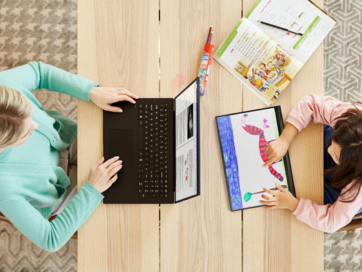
xmin=116 ymin=156 xmax=119 ymax=159
xmin=120 ymin=160 xmax=122 ymax=163
xmin=118 ymin=109 xmax=123 ymax=113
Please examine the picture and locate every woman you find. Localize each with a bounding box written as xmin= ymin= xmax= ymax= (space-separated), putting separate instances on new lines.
xmin=259 ymin=95 xmax=362 ymax=233
xmin=0 ymin=62 xmax=138 ymax=251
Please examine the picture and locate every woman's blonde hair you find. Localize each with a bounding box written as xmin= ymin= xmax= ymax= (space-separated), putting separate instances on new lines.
xmin=0 ymin=85 xmax=32 ymax=148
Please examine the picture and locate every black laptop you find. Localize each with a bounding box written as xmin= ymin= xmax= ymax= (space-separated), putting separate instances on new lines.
xmin=103 ymin=78 xmax=200 ymax=204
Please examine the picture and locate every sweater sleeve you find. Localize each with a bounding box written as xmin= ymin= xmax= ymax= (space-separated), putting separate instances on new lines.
xmin=286 ymin=94 xmax=356 ymax=132
xmin=0 ymin=62 xmax=99 ymax=101
xmin=0 ymin=181 xmax=103 ymax=252
xmin=293 ymin=183 xmax=362 ymax=233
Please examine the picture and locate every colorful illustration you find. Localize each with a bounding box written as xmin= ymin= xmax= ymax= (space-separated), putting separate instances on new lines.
xmin=235 ymin=63 xmax=244 ymax=74
xmin=217 ymin=108 xmax=289 ymax=209
xmin=260 ymin=80 xmax=271 ymax=93
xmin=241 ymin=114 xmax=284 ymax=181
xmin=259 ymin=63 xmax=271 ymax=75
xmin=239 ymin=42 xmax=302 ymax=102
xmin=234 ymin=61 xmax=248 ymax=77
xmin=244 ymin=185 xmax=288 ymax=202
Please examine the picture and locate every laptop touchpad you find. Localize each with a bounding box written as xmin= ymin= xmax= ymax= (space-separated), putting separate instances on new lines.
xmin=109 ymin=129 xmax=133 ymax=166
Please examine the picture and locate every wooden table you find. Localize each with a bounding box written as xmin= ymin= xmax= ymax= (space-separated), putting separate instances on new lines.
xmin=77 ymin=0 xmax=324 ymax=271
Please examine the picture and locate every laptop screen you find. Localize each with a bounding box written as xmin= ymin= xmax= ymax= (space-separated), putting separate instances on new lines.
xmin=174 ymin=78 xmax=200 ymax=202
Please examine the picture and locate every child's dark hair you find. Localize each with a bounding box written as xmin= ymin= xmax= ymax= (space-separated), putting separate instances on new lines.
xmin=327 ymin=103 xmax=362 ymax=202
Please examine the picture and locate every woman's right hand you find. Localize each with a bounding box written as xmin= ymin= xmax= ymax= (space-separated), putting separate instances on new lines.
xmin=88 ymin=156 xmax=122 ymax=193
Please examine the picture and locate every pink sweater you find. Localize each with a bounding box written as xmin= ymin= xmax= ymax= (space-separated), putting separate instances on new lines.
xmin=286 ymin=94 xmax=362 ymax=233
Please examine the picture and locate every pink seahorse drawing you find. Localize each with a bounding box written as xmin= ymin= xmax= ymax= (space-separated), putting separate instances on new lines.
xmin=241 ymin=114 xmax=284 ymax=182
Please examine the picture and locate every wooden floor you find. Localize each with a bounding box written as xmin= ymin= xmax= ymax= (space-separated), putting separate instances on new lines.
xmin=77 ymin=0 xmax=324 ymax=271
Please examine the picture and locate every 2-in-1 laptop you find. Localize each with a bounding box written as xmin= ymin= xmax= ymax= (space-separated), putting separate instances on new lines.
xmin=103 ymin=78 xmax=200 ymax=204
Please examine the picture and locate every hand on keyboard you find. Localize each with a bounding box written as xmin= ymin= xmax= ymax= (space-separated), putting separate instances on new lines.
xmin=88 ymin=156 xmax=123 ymax=193
xmin=89 ymin=87 xmax=139 ymax=113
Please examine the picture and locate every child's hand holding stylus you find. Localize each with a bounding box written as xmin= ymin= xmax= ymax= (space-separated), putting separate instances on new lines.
xmin=260 ymin=183 xmax=300 ymax=211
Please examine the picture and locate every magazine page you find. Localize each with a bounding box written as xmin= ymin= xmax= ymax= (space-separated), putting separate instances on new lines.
xmin=214 ymin=18 xmax=303 ymax=104
xmin=246 ymin=0 xmax=336 ymax=63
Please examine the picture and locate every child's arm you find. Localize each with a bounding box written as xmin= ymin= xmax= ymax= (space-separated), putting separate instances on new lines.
xmin=263 ymin=94 xmax=356 ymax=167
xmin=286 ymin=94 xmax=356 ymax=131
xmin=260 ymin=181 xmax=362 ymax=233
xmin=293 ymin=182 xmax=362 ymax=233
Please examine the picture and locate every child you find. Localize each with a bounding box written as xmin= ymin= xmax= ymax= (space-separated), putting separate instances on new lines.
xmin=260 ymin=94 xmax=362 ymax=233
xmin=259 ymin=63 xmax=271 ymax=75
xmin=254 ymin=69 xmax=268 ymax=81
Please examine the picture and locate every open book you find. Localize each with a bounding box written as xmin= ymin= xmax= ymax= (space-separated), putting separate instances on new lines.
xmin=213 ymin=0 xmax=336 ymax=105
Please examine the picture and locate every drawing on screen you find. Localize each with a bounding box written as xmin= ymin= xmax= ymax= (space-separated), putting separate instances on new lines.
xmin=241 ymin=114 xmax=284 ymax=182
xmin=244 ymin=185 xmax=287 ymax=202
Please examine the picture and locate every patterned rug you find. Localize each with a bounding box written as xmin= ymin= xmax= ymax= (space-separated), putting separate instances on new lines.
xmin=0 ymin=0 xmax=361 ymax=271
xmin=0 ymin=0 xmax=78 ymax=122
xmin=0 ymin=0 xmax=78 ymax=271
xmin=324 ymin=0 xmax=362 ymax=271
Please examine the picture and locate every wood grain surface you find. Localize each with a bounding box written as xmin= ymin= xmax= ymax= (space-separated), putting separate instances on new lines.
xmin=77 ymin=0 xmax=159 ymax=271
xmin=78 ymin=0 xmax=324 ymax=271
xmin=159 ymin=1 xmax=242 ymax=271
xmin=242 ymin=0 xmax=324 ymax=271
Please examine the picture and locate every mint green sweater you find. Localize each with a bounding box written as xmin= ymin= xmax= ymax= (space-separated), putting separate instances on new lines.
xmin=0 ymin=62 xmax=104 ymax=252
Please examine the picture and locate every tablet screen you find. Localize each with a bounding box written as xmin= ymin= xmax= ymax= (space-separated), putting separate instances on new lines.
xmin=216 ymin=108 xmax=290 ymax=210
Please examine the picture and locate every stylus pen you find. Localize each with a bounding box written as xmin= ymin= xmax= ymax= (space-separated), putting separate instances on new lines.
xmin=257 ymin=20 xmax=303 ymax=36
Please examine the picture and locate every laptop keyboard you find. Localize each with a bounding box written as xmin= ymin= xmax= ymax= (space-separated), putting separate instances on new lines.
xmin=137 ymin=103 xmax=169 ymax=198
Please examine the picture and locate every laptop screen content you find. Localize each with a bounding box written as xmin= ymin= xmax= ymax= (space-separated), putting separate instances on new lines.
xmin=174 ymin=79 xmax=200 ymax=202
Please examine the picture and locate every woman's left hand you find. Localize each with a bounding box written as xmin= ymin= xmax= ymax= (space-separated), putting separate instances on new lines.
xmin=259 ymin=182 xmax=300 ymax=212
xmin=89 ymin=87 xmax=139 ymax=112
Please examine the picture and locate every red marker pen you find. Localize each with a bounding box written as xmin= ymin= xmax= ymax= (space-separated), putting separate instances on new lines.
xmin=199 ymin=27 xmax=214 ymax=96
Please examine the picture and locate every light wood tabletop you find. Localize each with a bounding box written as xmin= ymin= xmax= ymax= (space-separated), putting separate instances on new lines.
xmin=242 ymin=0 xmax=324 ymax=271
xmin=77 ymin=0 xmax=324 ymax=271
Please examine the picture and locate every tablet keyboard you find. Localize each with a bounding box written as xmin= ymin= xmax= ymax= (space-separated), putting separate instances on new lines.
xmin=137 ymin=103 xmax=169 ymax=198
